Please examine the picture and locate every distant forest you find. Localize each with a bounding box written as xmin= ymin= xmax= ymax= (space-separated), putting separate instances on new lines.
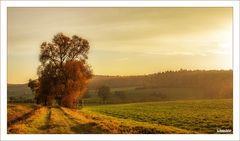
xmin=8 ymin=70 xmax=233 ymax=103
xmin=89 ymin=70 xmax=233 ymax=99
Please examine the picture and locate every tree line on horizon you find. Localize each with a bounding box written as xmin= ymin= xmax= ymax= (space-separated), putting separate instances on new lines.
xmin=88 ymin=69 xmax=233 ymax=99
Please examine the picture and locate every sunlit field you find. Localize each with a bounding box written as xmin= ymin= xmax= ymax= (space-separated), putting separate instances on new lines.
xmin=7 ymin=99 xmax=232 ymax=134
xmin=85 ymin=99 xmax=233 ymax=133
xmin=8 ymin=104 xmax=194 ymax=134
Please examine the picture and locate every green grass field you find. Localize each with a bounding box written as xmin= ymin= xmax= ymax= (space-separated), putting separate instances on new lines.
xmin=7 ymin=99 xmax=233 ymax=134
xmin=84 ymin=99 xmax=233 ymax=133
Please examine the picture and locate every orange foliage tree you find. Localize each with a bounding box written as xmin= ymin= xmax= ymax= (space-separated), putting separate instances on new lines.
xmin=30 ymin=33 xmax=92 ymax=108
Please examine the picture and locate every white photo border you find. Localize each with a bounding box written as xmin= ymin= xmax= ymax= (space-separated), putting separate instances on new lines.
xmin=1 ymin=1 xmax=239 ymax=141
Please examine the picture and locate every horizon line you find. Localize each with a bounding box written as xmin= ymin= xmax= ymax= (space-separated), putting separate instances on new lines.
xmin=7 ymin=68 xmax=233 ymax=85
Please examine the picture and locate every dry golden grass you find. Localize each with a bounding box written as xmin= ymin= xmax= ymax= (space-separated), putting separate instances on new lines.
xmin=8 ymin=105 xmax=196 ymax=134
xmin=7 ymin=103 xmax=36 ymax=123
xmin=8 ymin=107 xmax=49 ymax=134
xmin=48 ymin=107 xmax=77 ymax=134
xmin=61 ymin=107 xmax=106 ymax=133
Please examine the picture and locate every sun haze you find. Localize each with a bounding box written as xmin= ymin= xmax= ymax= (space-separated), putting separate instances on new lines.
xmin=8 ymin=8 xmax=232 ymax=84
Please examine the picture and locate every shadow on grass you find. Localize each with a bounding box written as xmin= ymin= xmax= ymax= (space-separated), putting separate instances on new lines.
xmin=38 ymin=124 xmax=50 ymax=130
xmin=38 ymin=107 xmax=52 ymax=131
xmin=70 ymin=122 xmax=106 ymax=134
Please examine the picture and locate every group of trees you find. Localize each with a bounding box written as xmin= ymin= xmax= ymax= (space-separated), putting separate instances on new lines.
xmin=97 ymin=85 xmax=111 ymax=104
xmin=97 ymin=86 xmax=125 ymax=104
xmin=8 ymin=96 xmax=34 ymax=103
xmin=28 ymin=33 xmax=92 ymax=108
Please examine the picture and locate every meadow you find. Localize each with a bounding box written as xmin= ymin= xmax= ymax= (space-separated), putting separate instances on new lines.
xmin=85 ymin=99 xmax=233 ymax=133
xmin=8 ymin=104 xmax=193 ymax=134
xmin=7 ymin=99 xmax=232 ymax=134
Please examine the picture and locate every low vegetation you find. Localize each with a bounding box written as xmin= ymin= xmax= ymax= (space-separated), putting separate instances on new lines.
xmin=79 ymin=108 xmax=194 ymax=134
xmin=85 ymin=99 xmax=233 ymax=133
xmin=7 ymin=99 xmax=232 ymax=134
xmin=8 ymin=104 xmax=193 ymax=134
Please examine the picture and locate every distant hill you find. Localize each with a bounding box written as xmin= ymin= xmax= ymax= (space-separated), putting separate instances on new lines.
xmin=87 ymin=70 xmax=233 ymax=100
xmin=8 ymin=84 xmax=31 ymax=95
xmin=7 ymin=84 xmax=33 ymax=102
xmin=8 ymin=70 xmax=233 ymax=103
xmin=89 ymin=70 xmax=232 ymax=87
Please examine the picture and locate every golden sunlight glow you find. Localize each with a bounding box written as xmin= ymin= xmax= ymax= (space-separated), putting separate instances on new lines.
xmin=8 ymin=8 xmax=232 ymax=84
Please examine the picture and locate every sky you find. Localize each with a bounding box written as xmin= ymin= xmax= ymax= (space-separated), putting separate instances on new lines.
xmin=8 ymin=8 xmax=232 ymax=84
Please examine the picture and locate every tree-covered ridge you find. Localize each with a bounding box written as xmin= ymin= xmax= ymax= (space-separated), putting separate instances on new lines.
xmin=89 ymin=70 xmax=233 ymax=99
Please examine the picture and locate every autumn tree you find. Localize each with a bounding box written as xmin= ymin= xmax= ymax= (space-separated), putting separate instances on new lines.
xmin=97 ymin=85 xmax=111 ymax=104
xmin=28 ymin=79 xmax=39 ymax=94
xmin=33 ymin=33 xmax=92 ymax=108
xmin=28 ymin=79 xmax=40 ymax=103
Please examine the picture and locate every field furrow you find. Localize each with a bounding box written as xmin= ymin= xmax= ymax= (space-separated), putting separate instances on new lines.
xmin=8 ymin=107 xmax=50 ymax=134
xmin=7 ymin=104 xmax=37 ymax=125
xmin=47 ymin=107 xmax=77 ymax=134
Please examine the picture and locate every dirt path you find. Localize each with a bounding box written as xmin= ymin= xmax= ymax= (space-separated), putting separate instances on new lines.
xmin=48 ymin=107 xmax=105 ymax=133
xmin=48 ymin=107 xmax=78 ymax=133
xmin=59 ymin=107 xmax=106 ymax=134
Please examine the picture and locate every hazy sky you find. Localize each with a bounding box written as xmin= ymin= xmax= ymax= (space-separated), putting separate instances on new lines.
xmin=8 ymin=8 xmax=232 ymax=84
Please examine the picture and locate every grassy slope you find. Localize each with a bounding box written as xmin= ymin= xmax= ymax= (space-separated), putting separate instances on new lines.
xmin=62 ymin=107 xmax=194 ymax=134
xmin=85 ymin=99 xmax=233 ymax=133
